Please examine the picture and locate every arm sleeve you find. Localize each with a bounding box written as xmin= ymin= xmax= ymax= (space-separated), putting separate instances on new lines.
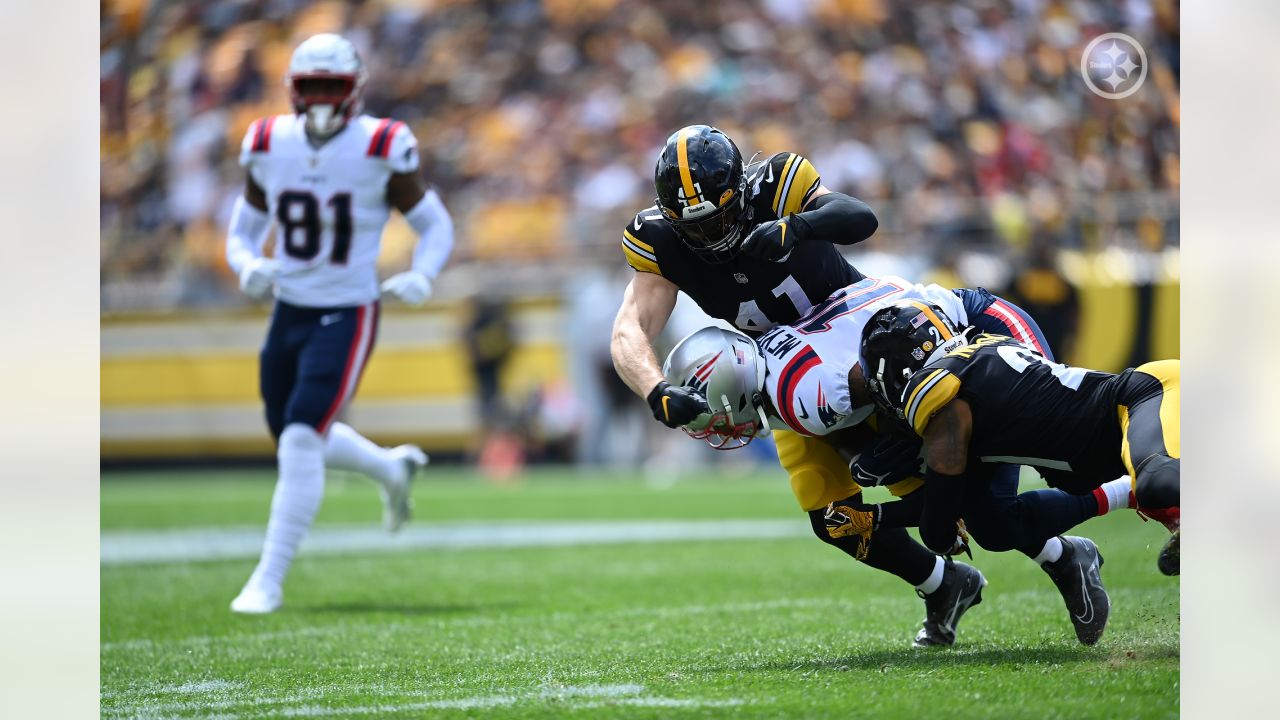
xmin=919 ymin=467 xmax=966 ymax=553
xmin=404 ymin=189 xmax=454 ymax=279
xmin=788 ymin=192 xmax=880 ymax=246
xmin=225 ymin=195 xmax=272 ymax=276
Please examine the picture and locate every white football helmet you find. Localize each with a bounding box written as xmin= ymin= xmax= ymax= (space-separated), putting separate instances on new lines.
xmin=662 ymin=327 xmax=770 ymax=449
xmin=286 ymin=34 xmax=367 ymax=138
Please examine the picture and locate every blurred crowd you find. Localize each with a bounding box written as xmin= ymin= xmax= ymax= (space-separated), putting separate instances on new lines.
xmin=101 ymin=0 xmax=1179 ymax=309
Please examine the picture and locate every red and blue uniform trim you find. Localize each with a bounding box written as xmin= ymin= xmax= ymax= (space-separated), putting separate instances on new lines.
xmin=249 ymin=116 xmax=277 ymax=153
xmin=366 ymin=119 xmax=404 ymax=158
xmin=776 ymin=345 xmax=821 ymax=434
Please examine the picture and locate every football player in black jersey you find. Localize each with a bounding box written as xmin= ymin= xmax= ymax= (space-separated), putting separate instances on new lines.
xmin=862 ymin=300 xmax=1181 ymax=580
xmin=611 ymin=125 xmax=986 ymax=647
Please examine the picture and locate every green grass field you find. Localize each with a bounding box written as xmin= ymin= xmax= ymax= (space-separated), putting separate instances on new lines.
xmin=101 ymin=467 xmax=1179 ymax=719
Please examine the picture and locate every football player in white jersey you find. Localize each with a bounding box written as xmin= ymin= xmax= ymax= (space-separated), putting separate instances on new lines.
xmin=664 ymin=277 xmax=1133 ymax=645
xmin=224 ymin=34 xmax=455 ymax=614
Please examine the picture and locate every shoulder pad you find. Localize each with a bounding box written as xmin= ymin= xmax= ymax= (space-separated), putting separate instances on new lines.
xmin=621 ymin=207 xmax=667 ymax=276
xmin=363 ymin=118 xmax=420 ymax=173
xmin=239 ymin=116 xmax=281 ymax=167
xmin=902 ymin=367 xmax=961 ymax=436
xmin=751 ymin=152 xmax=822 ymax=219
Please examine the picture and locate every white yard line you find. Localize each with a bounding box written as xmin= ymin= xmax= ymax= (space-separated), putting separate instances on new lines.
xmin=102 ymin=683 xmax=746 ymax=719
xmin=101 ymin=518 xmax=809 ymax=566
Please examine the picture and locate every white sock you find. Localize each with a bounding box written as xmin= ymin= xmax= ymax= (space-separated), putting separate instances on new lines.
xmin=324 ymin=421 xmax=397 ymax=484
xmin=1092 ymin=476 xmax=1134 ymax=515
xmin=249 ymin=423 xmax=326 ymax=590
xmin=915 ymin=556 xmax=945 ymax=595
xmin=1033 ymin=536 xmax=1064 ymax=565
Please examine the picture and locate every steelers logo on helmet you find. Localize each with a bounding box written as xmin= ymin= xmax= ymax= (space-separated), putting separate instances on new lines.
xmin=654 ymin=125 xmax=752 ymax=264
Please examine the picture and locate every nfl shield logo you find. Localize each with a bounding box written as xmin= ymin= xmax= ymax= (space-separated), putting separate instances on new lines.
xmin=733 ymin=273 xmax=749 ymax=284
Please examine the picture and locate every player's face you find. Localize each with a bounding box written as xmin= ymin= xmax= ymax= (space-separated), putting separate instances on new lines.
xmin=293 ymin=76 xmax=355 ymax=106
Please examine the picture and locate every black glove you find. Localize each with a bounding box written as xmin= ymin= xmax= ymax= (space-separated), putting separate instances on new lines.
xmin=739 ymin=216 xmax=800 ymax=262
xmin=647 ymin=381 xmax=710 ymax=428
xmin=850 ymin=435 xmax=924 ymax=487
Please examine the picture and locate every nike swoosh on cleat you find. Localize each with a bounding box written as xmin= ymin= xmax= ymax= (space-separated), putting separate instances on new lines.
xmin=1073 ymin=560 xmax=1096 ymax=625
xmin=944 ymin=578 xmax=982 ymax=632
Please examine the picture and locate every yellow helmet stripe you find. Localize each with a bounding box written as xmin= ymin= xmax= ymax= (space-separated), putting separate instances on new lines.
xmin=904 ymin=301 xmax=953 ymax=340
xmin=676 ymin=127 xmax=699 ymax=203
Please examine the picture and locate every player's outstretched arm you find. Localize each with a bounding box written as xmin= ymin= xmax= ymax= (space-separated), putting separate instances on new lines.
xmin=611 ymin=272 xmax=678 ymax=398
xmin=381 ymin=172 xmax=454 ymax=306
xmin=919 ymin=399 xmax=973 ymax=554
xmin=225 ymin=175 xmax=277 ymax=299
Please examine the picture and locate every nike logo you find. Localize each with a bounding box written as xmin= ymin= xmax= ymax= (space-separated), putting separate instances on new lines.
xmin=634 ymin=216 xmax=644 ymax=231
xmin=1074 ymin=560 xmax=1097 ymax=625
xmin=661 ymin=395 xmax=671 ymax=422
xmin=796 ymin=398 xmax=809 ymax=420
xmin=320 ymin=312 xmax=343 ymax=326
xmin=763 ymin=162 xmax=774 ymax=184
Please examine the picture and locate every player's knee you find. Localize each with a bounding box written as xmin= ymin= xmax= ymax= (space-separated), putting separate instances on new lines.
xmin=278 ymin=423 xmax=323 ymax=458
xmin=1134 ymin=454 xmax=1180 ymax=509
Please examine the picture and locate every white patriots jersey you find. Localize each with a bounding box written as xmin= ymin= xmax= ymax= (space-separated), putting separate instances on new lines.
xmin=756 ymin=276 xmax=968 ymax=437
xmin=240 ymin=114 xmax=419 ymax=307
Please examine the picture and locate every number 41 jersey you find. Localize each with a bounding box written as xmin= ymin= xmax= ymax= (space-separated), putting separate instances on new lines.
xmin=240 ymin=114 xmax=419 ymax=308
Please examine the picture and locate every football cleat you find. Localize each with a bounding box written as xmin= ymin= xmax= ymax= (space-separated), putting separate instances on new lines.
xmin=913 ymin=559 xmax=987 ymax=648
xmin=1157 ymin=529 xmax=1180 ymax=576
xmin=230 ymin=583 xmax=283 ymax=615
xmin=382 ymin=445 xmax=427 ymax=534
xmin=1041 ymin=536 xmax=1110 ymax=645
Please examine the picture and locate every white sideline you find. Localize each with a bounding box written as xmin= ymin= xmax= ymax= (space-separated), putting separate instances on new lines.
xmin=101 ymin=519 xmax=808 ymax=566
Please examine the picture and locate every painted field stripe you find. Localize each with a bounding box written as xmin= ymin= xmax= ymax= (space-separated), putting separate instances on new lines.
xmin=100 ymin=519 xmax=810 ymax=566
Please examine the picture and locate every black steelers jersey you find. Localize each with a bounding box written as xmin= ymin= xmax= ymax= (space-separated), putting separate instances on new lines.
xmin=621 ymin=152 xmax=864 ymax=337
xmin=901 ymin=333 xmax=1130 ymax=488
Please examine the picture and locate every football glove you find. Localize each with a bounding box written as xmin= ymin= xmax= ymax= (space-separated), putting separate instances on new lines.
xmin=739 ymin=216 xmax=799 ymax=262
xmin=948 ymin=519 xmax=974 ymax=560
xmin=380 ymin=271 xmax=433 ymax=307
xmin=238 ymin=257 xmax=280 ymax=299
xmin=647 ymin=381 xmax=710 ymax=428
xmin=850 ymin=435 xmax=925 ymax=487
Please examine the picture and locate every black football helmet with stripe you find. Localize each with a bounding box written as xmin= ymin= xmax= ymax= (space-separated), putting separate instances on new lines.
xmin=861 ymin=300 xmax=966 ymax=419
xmin=654 ymin=125 xmax=751 ymax=263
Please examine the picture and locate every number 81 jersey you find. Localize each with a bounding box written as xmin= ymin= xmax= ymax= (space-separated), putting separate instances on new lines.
xmin=240 ymin=113 xmax=419 ymax=307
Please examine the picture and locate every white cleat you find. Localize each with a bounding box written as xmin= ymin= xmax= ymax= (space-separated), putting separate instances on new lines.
xmin=230 ymin=584 xmax=283 ymax=615
xmin=382 ymin=445 xmax=427 ymax=534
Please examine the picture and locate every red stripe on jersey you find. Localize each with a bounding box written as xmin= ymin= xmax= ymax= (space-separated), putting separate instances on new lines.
xmin=983 ymin=301 xmax=1045 ymax=355
xmin=777 ymin=347 xmax=820 ymax=435
xmin=381 ymin=121 xmax=405 ymax=157
xmin=259 ymin=116 xmax=276 ymax=152
xmin=366 ymin=119 xmax=393 ymax=157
